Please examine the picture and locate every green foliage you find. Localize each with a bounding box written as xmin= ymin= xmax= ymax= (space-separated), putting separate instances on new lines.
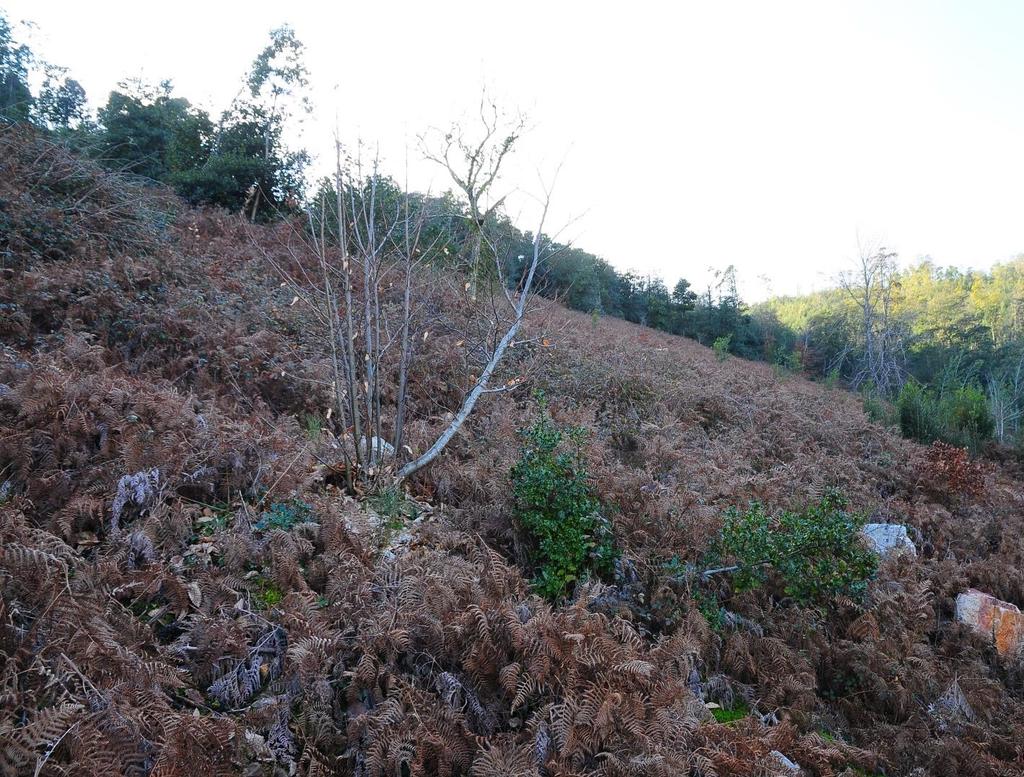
xmin=825 ymin=367 xmax=841 ymax=390
xmin=198 ymin=24 xmax=311 ymax=220
xmin=368 ymin=485 xmax=417 ymax=522
xmin=97 ymin=81 xmax=213 ymax=181
xmin=710 ymin=701 xmax=750 ymax=724
xmin=174 ymin=117 xmax=308 ymax=219
xmin=0 ymin=11 xmax=33 ymax=122
xmin=89 ymin=26 xmax=310 ymax=220
xmin=195 ymin=505 xmax=232 ymax=537
xmin=897 ymin=380 xmax=994 ymax=450
xmin=944 ymin=385 xmax=994 ymax=446
xmin=861 ymin=384 xmax=894 ymax=426
xmin=896 ymin=380 xmax=938 ymax=443
xmin=33 ymin=66 xmax=87 ymax=129
xmin=301 ymin=413 xmax=322 ymax=439
xmin=760 ymin=258 xmax=1024 ymax=448
xmin=511 ymin=393 xmax=614 ymax=599
xmin=713 ymin=334 xmax=732 ymax=361
xmin=254 ymin=499 xmax=314 ymax=532
xmin=714 ymin=492 xmax=877 ymax=605
xmin=782 ymin=348 xmax=802 ymax=372
xmin=254 ymin=577 xmax=284 ymax=609
xmin=694 ymin=588 xmax=726 ymax=632
xmin=244 ymin=25 xmax=310 ymax=118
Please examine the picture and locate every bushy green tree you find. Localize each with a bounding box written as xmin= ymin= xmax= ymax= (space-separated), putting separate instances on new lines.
xmin=94 ymin=27 xmax=310 ymax=220
xmin=0 ymin=11 xmax=33 ymax=122
xmin=173 ymin=113 xmax=307 ymax=217
xmin=192 ymin=25 xmax=310 ymax=219
xmin=97 ymin=80 xmax=213 ymax=181
xmin=34 ymin=66 xmax=87 ymax=130
xmin=897 ymin=379 xmax=993 ymax=450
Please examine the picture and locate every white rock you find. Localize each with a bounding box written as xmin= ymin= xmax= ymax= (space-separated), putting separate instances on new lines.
xmin=768 ymin=750 xmax=800 ymax=775
xmin=862 ymin=523 xmax=916 ymax=557
xmin=359 ymin=436 xmax=395 ymax=463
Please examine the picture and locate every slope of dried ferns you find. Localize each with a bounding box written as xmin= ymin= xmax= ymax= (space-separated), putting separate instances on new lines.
xmin=2 ymin=127 xmax=1023 ymax=776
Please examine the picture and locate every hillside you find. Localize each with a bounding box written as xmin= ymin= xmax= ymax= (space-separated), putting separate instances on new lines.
xmin=2 ymin=127 xmax=1024 ymax=777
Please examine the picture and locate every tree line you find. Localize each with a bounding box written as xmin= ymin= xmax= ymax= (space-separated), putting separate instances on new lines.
xmin=2 ymin=13 xmax=768 ymax=348
xmin=1 ymin=14 xmax=309 ymax=221
xmin=757 ymin=249 xmax=1024 ymax=450
xmin=6 ymin=10 xmax=1019 ymax=453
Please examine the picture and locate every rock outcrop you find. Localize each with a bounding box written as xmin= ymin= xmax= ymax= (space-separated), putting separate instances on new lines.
xmin=862 ymin=523 xmax=916 ymax=557
xmin=955 ymin=588 xmax=1024 ymax=656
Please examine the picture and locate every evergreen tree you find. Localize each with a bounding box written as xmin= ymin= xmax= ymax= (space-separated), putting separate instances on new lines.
xmin=0 ymin=12 xmax=32 ymax=122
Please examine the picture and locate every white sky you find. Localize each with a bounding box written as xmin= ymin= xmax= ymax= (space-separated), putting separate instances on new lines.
xmin=7 ymin=0 xmax=1024 ymax=301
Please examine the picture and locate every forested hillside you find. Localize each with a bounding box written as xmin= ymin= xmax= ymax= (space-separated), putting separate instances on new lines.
xmin=759 ymin=258 xmax=1024 ymax=449
xmin=3 ymin=11 xmax=1024 ymax=777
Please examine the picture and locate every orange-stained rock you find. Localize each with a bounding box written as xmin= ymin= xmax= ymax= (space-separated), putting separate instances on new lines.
xmin=955 ymin=589 xmax=1024 ymax=657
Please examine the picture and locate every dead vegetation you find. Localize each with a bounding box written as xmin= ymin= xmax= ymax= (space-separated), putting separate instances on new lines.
xmin=2 ymin=127 xmax=1024 ymax=776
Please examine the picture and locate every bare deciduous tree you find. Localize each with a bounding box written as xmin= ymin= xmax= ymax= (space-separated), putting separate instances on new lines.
xmin=421 ymin=96 xmax=525 ymax=300
xmin=290 ymin=142 xmax=430 ymax=487
xmin=840 ymin=242 xmax=906 ymax=396
xmin=988 ymin=351 xmax=1024 ymax=442
xmin=259 ymin=110 xmax=557 ymax=488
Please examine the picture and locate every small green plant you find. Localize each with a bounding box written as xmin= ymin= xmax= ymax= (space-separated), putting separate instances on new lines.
xmin=945 ymin=385 xmax=993 ymax=445
xmin=254 ymin=577 xmax=284 ymax=609
xmin=711 ymin=492 xmax=877 ymax=605
xmin=195 ymin=506 xmax=232 ymax=537
xmin=710 ymin=700 xmax=750 ymax=724
xmin=301 ymin=413 xmax=323 ymax=439
xmin=824 ymin=368 xmax=841 ymax=390
xmin=783 ymin=348 xmax=802 ymax=373
xmin=511 ymin=392 xmax=615 ymax=599
xmin=712 ymin=334 xmax=732 ymax=361
xmin=367 ymin=485 xmax=418 ymax=548
xmin=896 ymin=380 xmax=939 ymax=442
xmin=694 ymin=588 xmax=725 ymax=632
xmin=369 ymin=484 xmax=417 ymax=521
xmin=255 ymin=499 xmax=314 ymax=532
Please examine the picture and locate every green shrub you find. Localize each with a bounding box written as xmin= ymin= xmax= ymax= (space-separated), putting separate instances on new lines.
xmin=712 ymin=334 xmax=732 ymax=361
xmin=896 ymin=380 xmax=940 ymax=442
xmin=712 ymin=492 xmax=877 ymax=605
xmin=943 ymin=385 xmax=993 ymax=447
xmin=195 ymin=504 xmax=232 ymax=537
xmin=253 ymin=577 xmax=284 ymax=609
xmin=255 ymin=499 xmax=314 ymax=532
xmin=862 ymin=384 xmax=895 ymax=426
xmin=785 ymin=349 xmax=802 ymax=372
xmin=368 ymin=485 xmax=417 ymax=521
xmin=301 ymin=413 xmax=322 ymax=439
xmin=511 ymin=393 xmax=615 ymax=599
xmin=896 ymin=380 xmax=993 ymax=450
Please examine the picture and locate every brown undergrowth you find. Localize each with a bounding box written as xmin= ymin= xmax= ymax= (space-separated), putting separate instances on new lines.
xmin=2 ymin=127 xmax=1023 ymax=775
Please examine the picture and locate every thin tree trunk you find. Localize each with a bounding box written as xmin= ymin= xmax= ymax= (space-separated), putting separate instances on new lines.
xmin=393 ymin=264 xmax=413 ymax=457
xmin=397 ymin=208 xmax=545 ymax=481
xmin=335 ymin=149 xmax=363 ymax=468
